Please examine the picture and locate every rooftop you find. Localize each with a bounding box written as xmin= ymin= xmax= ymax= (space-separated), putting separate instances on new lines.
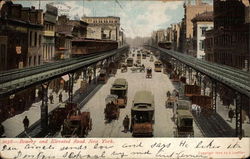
xmin=134 ymin=90 xmax=154 ymax=105
xmin=192 ymin=11 xmax=213 ymax=22
xmin=113 ymin=78 xmax=127 ymax=86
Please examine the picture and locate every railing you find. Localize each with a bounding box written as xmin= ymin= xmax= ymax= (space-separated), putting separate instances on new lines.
xmin=145 ymin=45 xmax=250 ymax=98
xmin=0 ymin=46 xmax=129 ymax=97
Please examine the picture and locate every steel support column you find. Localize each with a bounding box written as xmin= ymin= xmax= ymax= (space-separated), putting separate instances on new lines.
xmin=195 ymin=71 xmax=199 ymax=85
xmin=183 ymin=65 xmax=186 ymax=77
xmin=199 ymin=74 xmax=202 ymax=87
xmin=83 ymin=68 xmax=87 ymax=80
xmin=196 ymin=72 xmax=202 ymax=86
xmin=177 ymin=61 xmax=181 ymax=75
xmin=68 ymin=73 xmax=74 ymax=103
xmin=212 ymin=80 xmax=217 ymax=111
xmin=41 ymin=82 xmax=49 ymax=131
xmin=202 ymin=76 xmax=207 ymax=96
xmin=188 ymin=68 xmax=192 ymax=84
xmin=93 ymin=65 xmax=97 ymax=84
xmin=235 ymin=92 xmax=242 ymax=138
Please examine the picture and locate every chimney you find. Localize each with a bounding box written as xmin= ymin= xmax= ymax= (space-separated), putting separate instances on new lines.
xmin=36 ymin=9 xmax=43 ymax=25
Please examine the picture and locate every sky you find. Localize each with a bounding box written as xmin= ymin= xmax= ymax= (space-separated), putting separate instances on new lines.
xmin=18 ymin=0 xmax=184 ymax=38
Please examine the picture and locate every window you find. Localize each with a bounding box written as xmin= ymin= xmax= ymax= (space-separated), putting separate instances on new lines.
xmin=34 ymin=32 xmax=37 ymax=46
xmin=0 ymin=44 xmax=6 ymax=70
xmin=30 ymin=31 xmax=32 ymax=46
xmin=38 ymin=55 xmax=41 ymax=65
xmin=39 ymin=35 xmax=42 ymax=46
xmin=43 ymin=45 xmax=45 ymax=59
xmin=201 ymin=27 xmax=208 ymax=36
xmin=34 ymin=55 xmax=36 ymax=66
xmin=29 ymin=56 xmax=32 ymax=66
xmin=199 ymin=40 xmax=205 ymax=51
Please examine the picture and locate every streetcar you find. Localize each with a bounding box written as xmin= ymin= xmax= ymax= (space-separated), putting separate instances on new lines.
xmin=131 ymin=90 xmax=155 ymax=137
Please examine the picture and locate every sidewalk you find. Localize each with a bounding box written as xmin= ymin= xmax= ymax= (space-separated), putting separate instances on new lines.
xmin=17 ymin=81 xmax=102 ymax=138
xmin=216 ymin=96 xmax=250 ymax=137
xmin=2 ymin=77 xmax=88 ymax=137
xmin=192 ymin=111 xmax=234 ymax=137
xmin=192 ymin=94 xmax=250 ymax=137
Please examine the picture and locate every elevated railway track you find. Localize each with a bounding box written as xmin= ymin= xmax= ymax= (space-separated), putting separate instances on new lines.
xmin=146 ymin=46 xmax=250 ymax=98
xmin=0 ymin=46 xmax=129 ymax=98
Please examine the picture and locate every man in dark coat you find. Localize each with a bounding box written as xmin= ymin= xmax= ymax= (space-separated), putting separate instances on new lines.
xmin=167 ymin=91 xmax=171 ymax=98
xmin=59 ymin=92 xmax=63 ymax=102
xmin=23 ymin=116 xmax=29 ymax=131
xmin=123 ymin=115 xmax=130 ymax=133
xmin=228 ymin=108 xmax=234 ymax=123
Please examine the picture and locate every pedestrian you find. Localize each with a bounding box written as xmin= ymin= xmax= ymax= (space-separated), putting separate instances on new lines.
xmin=0 ymin=123 xmax=5 ymax=137
xmin=167 ymin=91 xmax=171 ymax=98
xmin=49 ymin=94 xmax=54 ymax=104
xmin=197 ymin=106 xmax=201 ymax=116
xmin=59 ymin=92 xmax=63 ymax=103
xmin=123 ymin=115 xmax=130 ymax=133
xmin=228 ymin=108 xmax=234 ymax=123
xmin=23 ymin=116 xmax=29 ymax=131
xmin=176 ymin=92 xmax=179 ymax=98
xmin=191 ymin=104 xmax=195 ymax=113
xmin=89 ymin=76 xmax=92 ymax=84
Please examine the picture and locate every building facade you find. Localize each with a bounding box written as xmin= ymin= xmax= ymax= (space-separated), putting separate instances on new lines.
xmin=204 ymin=29 xmax=214 ymax=62
xmin=55 ymin=15 xmax=88 ymax=59
xmin=165 ymin=23 xmax=182 ymax=51
xmin=27 ymin=7 xmax=43 ymax=67
xmin=211 ymin=0 xmax=250 ymax=71
xmin=43 ymin=4 xmax=58 ymax=63
xmin=0 ymin=1 xmax=41 ymax=122
xmin=192 ymin=11 xmax=213 ymax=59
xmin=0 ymin=1 xmax=43 ymax=70
xmin=81 ymin=16 xmax=123 ymax=46
xmin=183 ymin=0 xmax=213 ymax=54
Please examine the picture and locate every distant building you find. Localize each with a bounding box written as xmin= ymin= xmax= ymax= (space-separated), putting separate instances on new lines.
xmin=191 ymin=11 xmax=213 ymax=59
xmin=55 ymin=15 xmax=88 ymax=59
xmin=81 ymin=16 xmax=123 ymax=46
xmin=156 ymin=30 xmax=165 ymax=43
xmin=150 ymin=29 xmax=166 ymax=46
xmin=165 ymin=23 xmax=182 ymax=51
xmin=0 ymin=1 xmax=43 ymax=71
xmin=183 ymin=0 xmax=213 ymax=54
xmin=43 ymin=4 xmax=58 ymax=63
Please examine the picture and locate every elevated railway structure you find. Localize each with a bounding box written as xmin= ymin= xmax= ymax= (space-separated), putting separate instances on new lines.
xmin=0 ymin=46 xmax=128 ymax=97
xmin=0 ymin=46 xmax=129 ymax=132
xmin=145 ymin=45 xmax=250 ymax=138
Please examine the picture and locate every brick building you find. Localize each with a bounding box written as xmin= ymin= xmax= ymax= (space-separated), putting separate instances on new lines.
xmin=81 ymin=16 xmax=123 ymax=46
xmin=0 ymin=1 xmax=43 ymax=70
xmin=55 ymin=15 xmax=88 ymax=59
xmin=43 ymin=4 xmax=58 ymax=63
xmin=165 ymin=23 xmax=182 ymax=51
xmin=205 ymin=0 xmax=249 ymax=71
xmin=0 ymin=1 xmax=43 ymax=122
